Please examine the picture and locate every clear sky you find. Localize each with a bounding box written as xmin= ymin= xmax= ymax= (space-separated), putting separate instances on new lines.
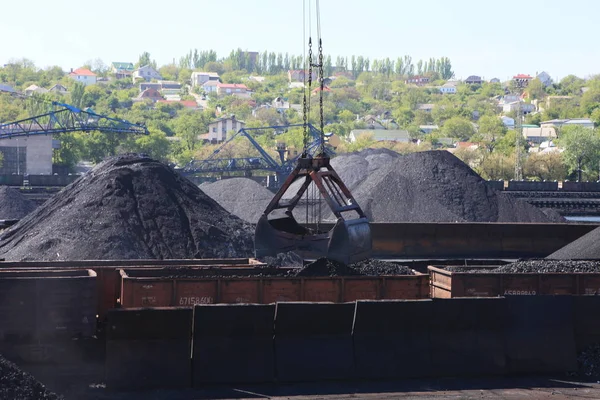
xmin=1 ymin=0 xmax=598 ymax=81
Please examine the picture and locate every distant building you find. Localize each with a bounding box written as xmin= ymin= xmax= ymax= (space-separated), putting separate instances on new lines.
xmin=288 ymin=69 xmax=318 ymax=82
xmin=513 ymin=73 xmax=533 ymax=88
xmin=202 ymin=80 xmax=219 ymax=94
xmin=207 ymin=115 xmax=245 ymax=142
xmin=420 ymin=125 xmax=439 ymax=134
xmin=465 ymin=75 xmax=483 ymax=85
xmin=216 ymin=83 xmax=251 ymax=98
xmin=500 ymin=116 xmax=515 ymax=129
xmin=134 ymin=88 xmax=164 ymax=102
xmin=272 ymin=97 xmax=290 ymax=112
xmin=540 ymin=118 xmax=595 ymax=130
xmin=536 ymin=71 xmax=552 ymax=87
xmin=133 ymin=65 xmax=162 ymax=82
xmin=489 ymin=78 xmax=501 ymax=84
xmin=190 ymin=71 xmax=220 ymax=87
xmin=48 ymin=84 xmax=68 ymax=94
xmin=416 ymin=103 xmax=436 ymax=112
xmin=111 ymin=62 xmax=134 ymax=79
xmin=440 ymin=82 xmax=457 ymax=94
xmin=24 ymin=84 xmax=48 ymax=96
xmin=503 ymin=101 xmax=535 ymax=114
xmin=0 ymin=84 xmax=16 ymax=93
xmin=68 ymin=68 xmax=97 ymax=86
xmin=523 ymin=127 xmax=557 ymax=144
xmin=405 ymin=76 xmax=430 ymax=86
xmin=363 ymin=115 xmax=385 ymax=130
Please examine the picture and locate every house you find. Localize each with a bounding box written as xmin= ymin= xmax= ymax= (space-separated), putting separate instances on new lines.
xmin=405 ymin=76 xmax=430 ymax=86
xmin=465 ymin=75 xmax=483 ymax=85
xmin=500 ymin=116 xmax=515 ymax=129
xmin=348 ymin=129 xmax=410 ymax=143
xmin=540 ymin=118 xmax=595 ymax=130
xmin=48 ymin=84 xmax=68 ymax=94
xmin=546 ymin=96 xmax=572 ymax=109
xmin=0 ymin=84 xmax=16 ymax=93
xmin=24 ymin=84 xmax=48 ymax=96
xmin=288 ymin=69 xmax=318 ymax=82
xmin=417 ymin=103 xmax=436 ymax=112
xmin=536 ymin=71 xmax=552 ymax=87
xmin=311 ymin=86 xmax=332 ymax=95
xmin=134 ymin=88 xmax=164 ymax=102
xmin=513 ymin=73 xmax=533 ymax=88
xmin=133 ymin=65 xmax=162 ymax=82
xmin=68 ymin=68 xmax=97 ymax=86
xmin=420 ymin=125 xmax=439 ymax=134
xmin=140 ymin=82 xmax=163 ymax=92
xmin=111 ymin=62 xmax=134 ymax=79
xmin=489 ymin=78 xmax=501 ymax=84
xmin=502 ymin=101 xmax=535 ymax=114
xmin=207 ymin=115 xmax=246 ymax=142
xmin=272 ymin=97 xmax=290 ymax=112
xmin=158 ymin=80 xmax=182 ymax=90
xmin=363 ymin=115 xmax=385 ymax=130
xmin=440 ymin=82 xmax=457 ymax=94
xmin=455 ymin=142 xmax=479 ymax=150
xmin=216 ymin=83 xmax=251 ymax=98
xmin=249 ymin=76 xmax=266 ymax=83
xmin=523 ymin=127 xmax=557 ymax=144
xmin=499 ymin=95 xmax=521 ymax=105
xmin=202 ymin=80 xmax=219 ymax=94
xmin=190 ymin=71 xmax=220 ymax=87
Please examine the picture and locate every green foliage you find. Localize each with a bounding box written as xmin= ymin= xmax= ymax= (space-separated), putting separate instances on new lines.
xmin=441 ymin=116 xmax=475 ymax=141
xmin=558 ymin=126 xmax=600 ymax=180
xmin=477 ymin=115 xmax=507 ymax=141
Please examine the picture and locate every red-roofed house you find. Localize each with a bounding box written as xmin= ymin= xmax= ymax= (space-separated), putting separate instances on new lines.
xmin=312 ymin=86 xmax=332 ymax=95
xmin=216 ymin=83 xmax=251 ymax=98
xmin=69 ymin=68 xmax=97 ymax=86
xmin=513 ymin=74 xmax=533 ymax=88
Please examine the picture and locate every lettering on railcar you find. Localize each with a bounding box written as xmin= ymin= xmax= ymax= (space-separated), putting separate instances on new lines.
xmin=503 ymin=290 xmax=536 ymax=295
xmin=179 ymin=296 xmax=213 ymax=305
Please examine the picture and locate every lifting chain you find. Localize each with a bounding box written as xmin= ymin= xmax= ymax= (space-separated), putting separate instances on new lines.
xmin=302 ymin=39 xmax=314 ymax=156
xmin=318 ymin=38 xmax=325 ymax=155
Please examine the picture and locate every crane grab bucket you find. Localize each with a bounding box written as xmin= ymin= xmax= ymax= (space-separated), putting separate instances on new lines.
xmin=254 ymin=155 xmax=372 ymax=265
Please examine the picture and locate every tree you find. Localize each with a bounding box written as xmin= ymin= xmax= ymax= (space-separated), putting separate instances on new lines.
xmin=128 ymin=129 xmax=171 ymax=161
xmin=69 ymin=82 xmax=86 ymax=109
xmin=559 ymin=125 xmax=600 ymax=181
xmin=478 ymin=153 xmax=515 ymax=180
xmin=477 ymin=115 xmax=507 ymax=142
xmin=526 ymin=78 xmax=545 ymax=100
xmin=136 ymin=51 xmax=156 ymax=69
xmin=441 ymin=116 xmax=475 ymax=141
xmin=523 ymin=152 xmax=567 ymax=181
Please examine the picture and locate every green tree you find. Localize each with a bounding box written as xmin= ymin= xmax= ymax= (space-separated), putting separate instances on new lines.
xmin=559 ymin=125 xmax=600 ymax=181
xmin=523 ymin=152 xmax=567 ymax=181
xmin=526 ymin=78 xmax=545 ymax=100
xmin=128 ymin=129 xmax=171 ymax=161
xmin=441 ymin=116 xmax=475 ymax=141
xmin=69 ymin=82 xmax=86 ymax=109
xmin=477 ymin=115 xmax=507 ymax=142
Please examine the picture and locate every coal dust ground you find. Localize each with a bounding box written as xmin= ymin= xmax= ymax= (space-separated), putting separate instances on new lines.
xmin=0 ymin=354 xmax=62 ymax=399
xmin=0 ymin=186 xmax=37 ymax=220
xmin=446 ymin=259 xmax=600 ymax=273
xmin=0 ymin=155 xmax=255 ymax=261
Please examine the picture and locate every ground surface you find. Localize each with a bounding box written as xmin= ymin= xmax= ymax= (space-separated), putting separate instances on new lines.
xmin=18 ymin=363 xmax=600 ymax=400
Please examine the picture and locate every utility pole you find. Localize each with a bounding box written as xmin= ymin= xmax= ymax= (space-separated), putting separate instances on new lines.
xmin=514 ymin=99 xmax=523 ymax=180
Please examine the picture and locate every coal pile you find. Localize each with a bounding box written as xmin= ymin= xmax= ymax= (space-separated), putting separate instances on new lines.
xmin=285 ymin=149 xmax=563 ymax=223
xmin=578 ymin=344 xmax=600 ymax=379
xmin=547 ymin=226 xmax=600 ymax=260
xmin=258 ymin=251 xmax=304 ymax=268
xmin=295 ymin=258 xmax=414 ymax=277
xmin=200 ymin=178 xmax=274 ymax=223
xmin=0 ymin=186 xmax=36 ymax=220
xmin=446 ymin=259 xmax=600 ymax=273
xmin=0 ymin=154 xmax=255 ymax=261
xmin=0 ymin=354 xmax=62 ymax=399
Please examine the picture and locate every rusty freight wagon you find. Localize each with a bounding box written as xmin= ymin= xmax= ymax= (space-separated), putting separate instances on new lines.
xmin=429 ymin=265 xmax=600 ymax=298
xmin=118 ymin=267 xmax=429 ymax=307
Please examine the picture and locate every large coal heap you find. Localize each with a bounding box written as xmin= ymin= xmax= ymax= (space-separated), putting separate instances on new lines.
xmin=0 ymin=354 xmax=62 ymax=399
xmin=326 ymin=149 xmax=563 ymax=223
xmin=0 ymin=154 xmax=255 ymax=261
xmin=200 ymin=178 xmax=274 ymax=223
xmin=547 ymin=226 xmax=600 ymax=260
xmin=0 ymin=186 xmax=37 ymax=220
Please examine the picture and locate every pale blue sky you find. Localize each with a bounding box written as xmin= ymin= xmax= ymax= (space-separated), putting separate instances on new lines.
xmin=1 ymin=0 xmax=598 ymax=81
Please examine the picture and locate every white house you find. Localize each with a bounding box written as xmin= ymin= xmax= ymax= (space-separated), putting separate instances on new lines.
xmin=207 ymin=116 xmax=246 ymax=142
xmin=500 ymin=116 xmax=515 ymax=129
xmin=202 ymin=80 xmax=219 ymax=94
xmin=523 ymin=127 xmax=557 ymax=144
xmin=133 ymin=65 xmax=162 ymax=82
xmin=68 ymin=68 xmax=97 ymax=86
xmin=439 ymin=82 xmax=457 ymax=94
xmin=191 ymin=71 xmax=220 ymax=87
xmin=503 ymin=101 xmax=535 ymax=114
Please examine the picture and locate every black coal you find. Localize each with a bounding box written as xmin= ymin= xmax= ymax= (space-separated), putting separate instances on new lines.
xmin=295 ymin=258 xmax=414 ymax=277
xmin=446 ymin=259 xmax=600 ymax=273
xmin=0 ymin=354 xmax=62 ymax=399
xmin=0 ymin=186 xmax=36 ymax=220
xmin=0 ymin=154 xmax=255 ymax=261
xmin=548 ymin=226 xmax=600 ymax=260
